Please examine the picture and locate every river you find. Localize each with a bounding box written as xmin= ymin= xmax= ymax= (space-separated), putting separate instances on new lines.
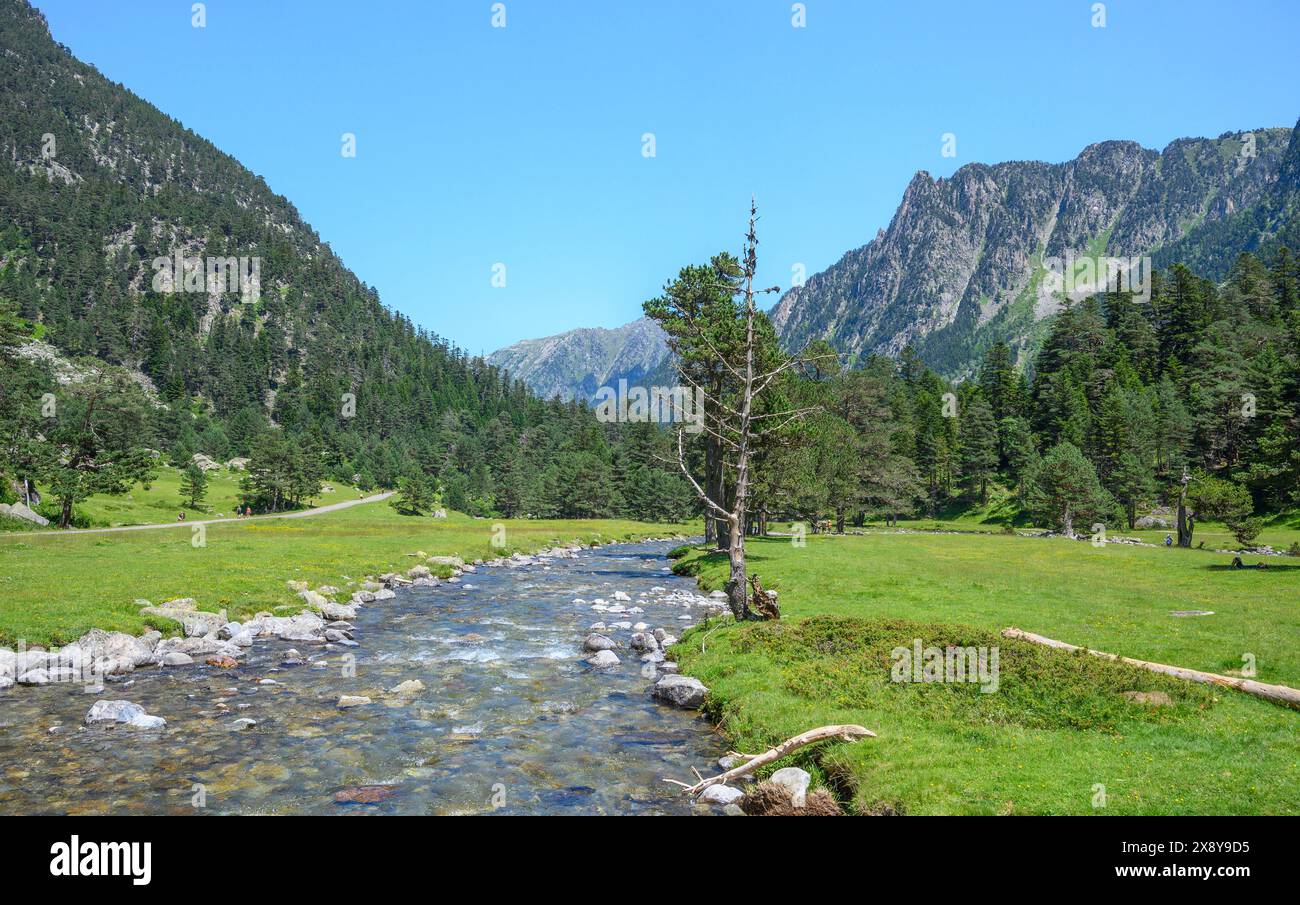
xmin=0 ymin=540 xmax=726 ymax=815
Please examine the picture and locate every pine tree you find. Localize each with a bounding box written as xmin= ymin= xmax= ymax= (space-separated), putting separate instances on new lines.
xmin=179 ymin=463 xmax=208 ymax=510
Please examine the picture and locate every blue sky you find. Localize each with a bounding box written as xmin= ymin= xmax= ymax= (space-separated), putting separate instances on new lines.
xmin=33 ymin=0 xmax=1300 ymax=354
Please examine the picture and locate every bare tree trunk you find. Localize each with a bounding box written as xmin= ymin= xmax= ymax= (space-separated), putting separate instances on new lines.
xmin=1176 ymin=467 xmax=1193 ymax=547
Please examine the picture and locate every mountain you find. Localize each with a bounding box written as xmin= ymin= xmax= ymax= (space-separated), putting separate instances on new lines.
xmin=772 ymin=123 xmax=1300 ymax=376
xmin=0 ymin=0 xmax=693 ymax=519
xmin=494 ymin=122 xmax=1300 ymax=398
xmin=487 ymin=317 xmax=671 ymax=402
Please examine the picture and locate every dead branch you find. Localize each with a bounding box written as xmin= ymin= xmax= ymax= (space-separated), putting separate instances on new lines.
xmin=666 ymin=724 xmax=875 ymax=795
xmin=1002 ymin=627 xmax=1300 ymax=710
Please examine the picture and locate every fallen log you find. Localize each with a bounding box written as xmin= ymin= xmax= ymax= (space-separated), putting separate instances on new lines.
xmin=666 ymin=724 xmax=875 ymax=796
xmin=1002 ymin=627 xmax=1300 ymax=710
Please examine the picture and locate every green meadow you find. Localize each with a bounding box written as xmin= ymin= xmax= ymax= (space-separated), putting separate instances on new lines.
xmin=0 ymin=500 xmax=692 ymax=647
xmin=673 ymin=532 xmax=1300 ymax=815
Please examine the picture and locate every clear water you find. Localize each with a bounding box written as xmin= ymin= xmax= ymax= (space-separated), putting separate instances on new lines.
xmin=0 ymin=540 xmax=724 ymax=815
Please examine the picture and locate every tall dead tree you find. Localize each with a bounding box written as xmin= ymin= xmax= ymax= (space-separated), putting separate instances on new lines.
xmin=673 ymin=199 xmax=822 ymax=620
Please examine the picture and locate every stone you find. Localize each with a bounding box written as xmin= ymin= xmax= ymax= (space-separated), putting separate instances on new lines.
xmin=86 ymin=700 xmax=165 ymax=729
xmin=629 ymin=632 xmax=658 ymax=652
xmin=319 ymin=602 xmax=357 ymax=621
xmin=286 ymin=580 xmax=309 ymax=592
xmin=76 ymin=629 xmax=156 ymax=667
xmin=3 ymin=501 xmax=48 ymax=526
xmin=373 ymin=588 xmax=396 ymax=602
xmin=298 ymin=589 xmax=329 ymax=609
xmin=337 ymin=695 xmax=371 ymax=709
xmin=658 ymin=661 xmax=680 ymax=674
xmin=612 ymin=591 xmax=631 ymax=602
xmin=769 ymin=767 xmax=811 ymax=808
xmin=408 ymin=565 xmax=431 ymax=579
xmin=353 ymin=590 xmax=376 ymax=604
xmin=333 ymin=784 xmax=398 ymax=804
xmin=388 ymin=679 xmax=425 ymax=696
xmin=699 ymin=784 xmax=745 ymax=806
xmin=230 ymin=718 xmax=257 ymax=730
xmin=218 ymin=622 xmax=242 ymax=640
xmin=162 ymin=652 xmax=193 ymax=666
xmin=652 ymin=675 xmax=708 ymax=709
xmin=1123 ymin=690 xmax=1174 ymax=706
xmin=582 ymin=633 xmax=617 ymax=652
xmin=723 ymin=803 xmax=746 ymax=816
xmin=230 ymin=631 xmax=254 ymax=648
xmin=324 ymin=629 xmax=352 ymax=643
xmin=586 ymin=650 xmax=620 ymax=669
xmin=205 ymin=655 xmax=239 ymax=669
xmin=17 ymin=668 xmax=50 ymax=685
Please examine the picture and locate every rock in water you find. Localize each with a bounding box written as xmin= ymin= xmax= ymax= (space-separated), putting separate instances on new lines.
xmin=333 ymin=784 xmax=398 ymax=804
xmin=586 ymin=650 xmax=620 ymax=669
xmin=652 ymin=675 xmax=708 ymax=709
xmin=699 ymin=784 xmax=745 ymax=806
xmin=629 ymin=632 xmax=658 ymax=652
xmin=582 ymin=633 xmax=616 ymax=652
xmin=337 ymin=695 xmax=371 ymax=709
xmin=86 ymin=700 xmax=166 ymax=729
xmin=388 ymin=679 xmax=425 ymax=696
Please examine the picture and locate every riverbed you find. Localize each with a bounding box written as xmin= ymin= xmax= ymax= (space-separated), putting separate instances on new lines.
xmin=0 ymin=540 xmax=726 ymax=815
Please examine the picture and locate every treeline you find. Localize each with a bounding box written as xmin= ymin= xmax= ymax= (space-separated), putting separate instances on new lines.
xmin=713 ymin=249 xmax=1299 ymax=545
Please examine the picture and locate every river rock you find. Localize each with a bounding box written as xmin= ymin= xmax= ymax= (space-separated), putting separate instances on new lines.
xmin=629 ymin=633 xmax=658 ymax=652
xmin=230 ymin=631 xmax=254 ymax=648
xmin=652 ymin=675 xmax=708 ymax=709
xmin=373 ymin=588 xmax=396 ymax=602
xmin=205 ymin=655 xmax=239 ymax=669
xmin=318 ymin=602 xmax=357 ymax=621
xmin=86 ymin=700 xmax=166 ymax=729
xmin=583 ymin=633 xmax=617 ymax=652
xmin=699 ymin=784 xmax=745 ymax=806
xmin=218 ymin=622 xmax=242 ymax=640
xmin=388 ymin=679 xmax=425 ymax=696
xmin=586 ymin=650 xmax=620 ymax=669
xmin=162 ymin=652 xmax=193 ymax=666
xmin=76 ymin=629 xmax=156 ymax=667
xmin=230 ymin=718 xmax=257 ymax=731
xmin=353 ymin=590 xmax=376 ymax=604
xmin=769 ymin=767 xmax=811 ymax=808
xmin=17 ymin=668 xmax=50 ymax=685
xmin=408 ymin=565 xmax=431 ymax=579
xmin=298 ymin=589 xmax=329 ymax=609
xmin=612 ymin=591 xmax=631 ymax=602
xmin=337 ymin=695 xmax=371 ymax=709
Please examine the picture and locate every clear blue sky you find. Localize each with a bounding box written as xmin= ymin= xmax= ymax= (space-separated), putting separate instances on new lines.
xmin=32 ymin=0 xmax=1300 ymax=355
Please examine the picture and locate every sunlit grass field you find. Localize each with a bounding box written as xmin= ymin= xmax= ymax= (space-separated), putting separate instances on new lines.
xmin=0 ymin=500 xmax=693 ymax=646
xmin=71 ymin=466 xmax=361 ymax=527
xmin=673 ymin=532 xmax=1300 ymax=815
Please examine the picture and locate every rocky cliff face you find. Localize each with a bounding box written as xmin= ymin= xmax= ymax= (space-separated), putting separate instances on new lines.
xmin=493 ymin=123 xmax=1300 ymax=397
xmin=772 ymin=124 xmax=1298 ymax=376
xmin=486 ymin=317 xmax=671 ymax=402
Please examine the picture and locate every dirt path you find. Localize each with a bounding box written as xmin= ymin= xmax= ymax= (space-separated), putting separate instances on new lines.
xmin=2 ymin=492 xmax=394 ymax=538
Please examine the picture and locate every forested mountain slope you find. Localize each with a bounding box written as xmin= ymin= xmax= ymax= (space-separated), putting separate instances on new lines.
xmin=0 ymin=0 xmax=693 ymax=521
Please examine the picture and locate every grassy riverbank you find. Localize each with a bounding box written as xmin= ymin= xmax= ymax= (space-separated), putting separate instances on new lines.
xmin=0 ymin=499 xmax=694 ymax=646
xmin=672 ymin=533 xmax=1300 ymax=815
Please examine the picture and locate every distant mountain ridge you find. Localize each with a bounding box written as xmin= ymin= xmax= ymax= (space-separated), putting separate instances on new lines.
xmin=486 ymin=317 xmax=671 ymax=402
xmin=492 ymin=121 xmax=1300 ymax=398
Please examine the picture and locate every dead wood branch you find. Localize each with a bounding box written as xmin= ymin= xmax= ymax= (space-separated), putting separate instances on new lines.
xmin=666 ymin=724 xmax=875 ymax=795
xmin=1002 ymin=627 xmax=1300 ymax=710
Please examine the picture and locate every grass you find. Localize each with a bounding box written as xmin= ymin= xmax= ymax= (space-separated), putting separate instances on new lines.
xmin=71 ymin=467 xmax=361 ymax=527
xmin=0 ymin=499 xmax=694 ymax=647
xmin=673 ymin=532 xmax=1300 ymax=815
